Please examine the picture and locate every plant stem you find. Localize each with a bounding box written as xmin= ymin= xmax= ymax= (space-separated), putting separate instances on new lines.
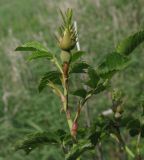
xmin=62 ymin=62 xmax=73 ymax=133
xmin=136 ymin=132 xmax=141 ymax=159
xmin=53 ymin=57 xmax=63 ymax=73
xmin=74 ymin=93 xmax=92 ymax=123
xmin=110 ymin=133 xmax=135 ymax=158
xmin=97 ymin=143 xmax=103 ymax=160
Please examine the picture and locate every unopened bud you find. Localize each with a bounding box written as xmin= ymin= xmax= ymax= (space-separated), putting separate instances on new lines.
xmin=71 ymin=121 xmax=78 ymax=138
xmin=59 ymin=29 xmax=76 ymax=51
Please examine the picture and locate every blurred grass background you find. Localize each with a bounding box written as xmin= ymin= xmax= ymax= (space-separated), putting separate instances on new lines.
xmin=0 ymin=0 xmax=144 ymax=159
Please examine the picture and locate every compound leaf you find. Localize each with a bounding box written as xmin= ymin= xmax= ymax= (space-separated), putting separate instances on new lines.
xmin=97 ymin=52 xmax=130 ymax=76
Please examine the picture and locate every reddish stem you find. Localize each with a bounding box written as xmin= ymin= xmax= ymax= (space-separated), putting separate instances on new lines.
xmin=71 ymin=121 xmax=78 ymax=138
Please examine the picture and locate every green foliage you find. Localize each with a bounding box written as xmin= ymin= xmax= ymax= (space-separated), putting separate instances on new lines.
xmin=15 ymin=41 xmax=54 ymax=61
xmin=97 ymin=52 xmax=131 ymax=77
xmin=71 ymin=89 xmax=87 ymax=98
xmin=86 ymin=68 xmax=100 ymax=88
xmin=27 ymin=51 xmax=53 ymax=61
xmin=129 ymin=129 xmax=139 ymax=137
xmin=15 ymin=41 xmax=48 ymax=52
xmin=70 ymin=62 xmax=89 ymax=73
xmin=116 ymin=31 xmax=144 ymax=55
xmin=1 ymin=1 xmax=144 ymax=160
xmin=15 ymin=132 xmax=59 ymax=154
xmin=92 ymin=83 xmax=108 ymax=95
xmin=38 ymin=71 xmax=61 ymax=92
xmin=71 ymin=51 xmax=86 ymax=63
xmin=65 ymin=140 xmax=93 ymax=160
xmin=14 ymin=8 xmax=144 ymax=159
xmin=127 ymin=119 xmax=141 ymax=129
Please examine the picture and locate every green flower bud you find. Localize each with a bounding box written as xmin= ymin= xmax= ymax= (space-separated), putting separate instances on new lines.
xmin=59 ymin=29 xmax=76 ymax=51
xmin=60 ymin=50 xmax=71 ymax=63
xmin=57 ymin=9 xmax=77 ymax=51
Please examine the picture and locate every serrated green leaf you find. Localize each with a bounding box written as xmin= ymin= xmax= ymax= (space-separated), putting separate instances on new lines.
xmin=97 ymin=52 xmax=131 ymax=76
xmin=71 ymin=88 xmax=87 ymax=98
xmin=93 ymin=83 xmax=108 ymax=95
xmin=15 ymin=41 xmax=48 ymax=52
xmin=87 ymin=68 xmax=98 ymax=81
xmin=116 ymin=30 xmax=144 ymax=55
xmin=99 ymin=70 xmax=116 ymax=79
xmin=15 ymin=132 xmax=59 ymax=154
xmin=38 ymin=71 xmax=61 ymax=92
xmin=65 ymin=140 xmax=93 ymax=160
xmin=86 ymin=68 xmax=100 ymax=88
xmin=27 ymin=51 xmax=53 ymax=61
xmin=70 ymin=62 xmax=89 ymax=73
xmin=71 ymin=51 xmax=86 ymax=63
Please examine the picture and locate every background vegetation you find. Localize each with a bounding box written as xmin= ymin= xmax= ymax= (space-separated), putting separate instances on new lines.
xmin=0 ymin=0 xmax=144 ymax=159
